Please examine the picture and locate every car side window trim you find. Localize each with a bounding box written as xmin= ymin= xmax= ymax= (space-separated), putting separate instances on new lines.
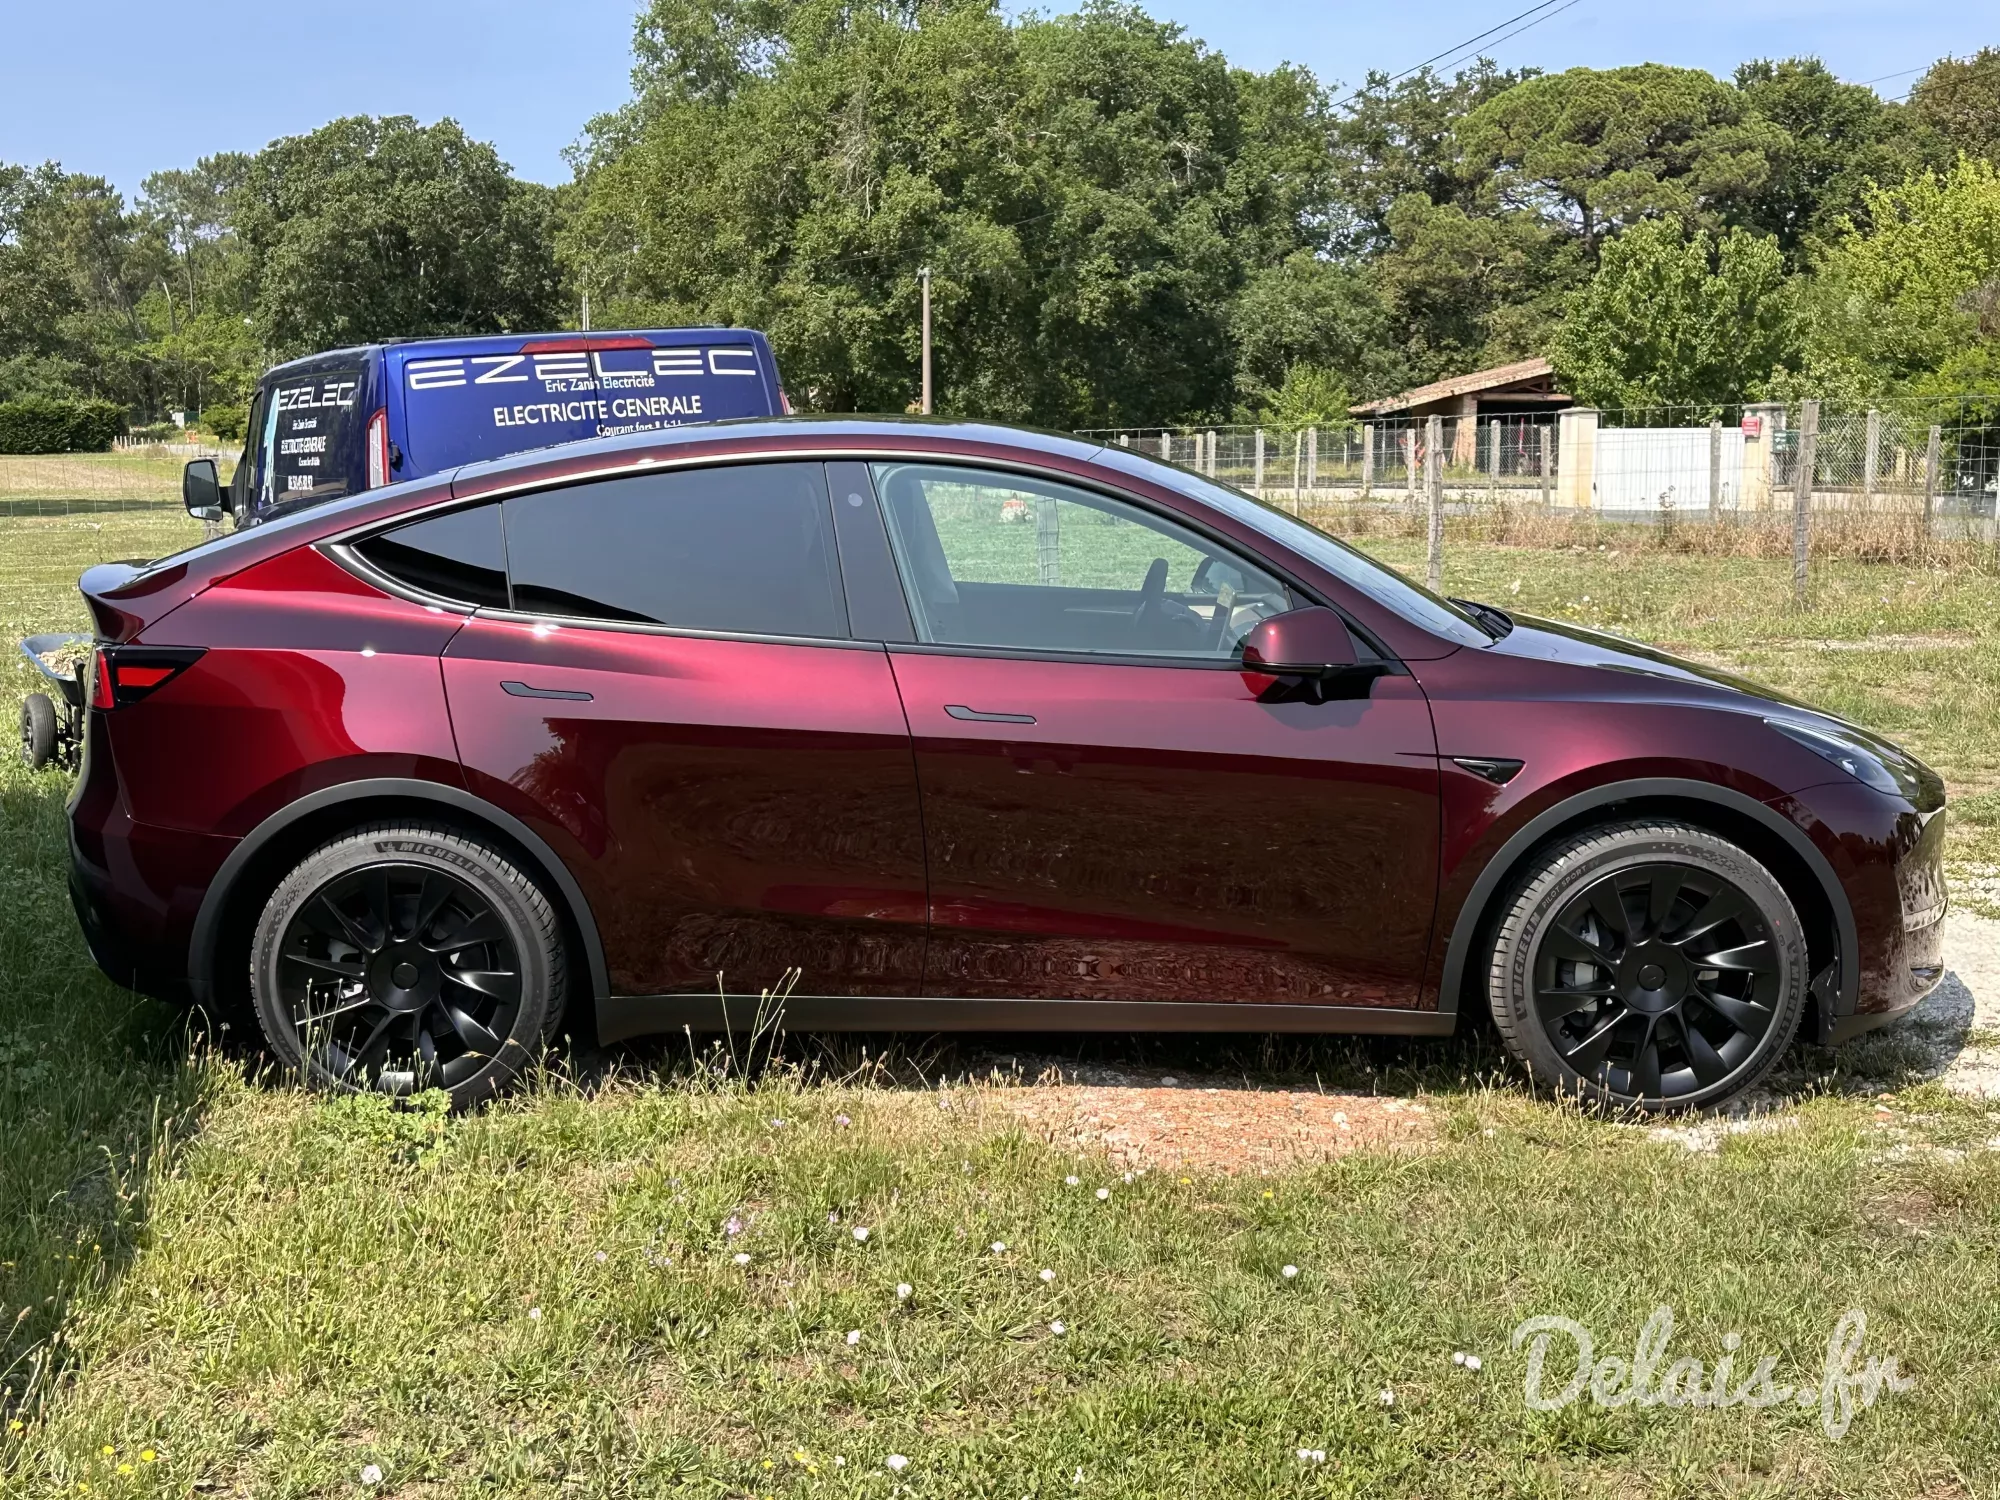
xmin=465 ymin=604 xmax=881 ymax=653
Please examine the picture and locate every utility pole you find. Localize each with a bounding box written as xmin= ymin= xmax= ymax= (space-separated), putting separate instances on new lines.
xmin=919 ymin=268 xmax=933 ymax=415
xmin=1792 ymin=399 xmax=1819 ymax=610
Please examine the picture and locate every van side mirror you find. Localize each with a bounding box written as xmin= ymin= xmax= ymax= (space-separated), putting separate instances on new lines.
xmin=1240 ymin=607 xmax=1383 ymax=702
xmin=182 ymin=459 xmax=223 ymax=521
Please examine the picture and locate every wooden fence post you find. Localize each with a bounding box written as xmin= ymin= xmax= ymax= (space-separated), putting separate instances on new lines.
xmin=1253 ymin=428 xmax=1265 ymax=496
xmin=1159 ymin=431 xmax=1171 ymax=463
xmin=1924 ymin=423 xmax=1941 ymax=534
xmin=1425 ymin=413 xmax=1444 ymax=590
xmin=1405 ymin=425 xmax=1419 ymax=520
xmin=1205 ymin=430 xmax=1217 ymax=478
xmin=1538 ymin=425 xmax=1551 ymax=507
xmin=1708 ymin=419 xmax=1722 ymax=524
xmin=1304 ymin=427 xmax=1318 ymax=491
xmin=1360 ymin=424 xmax=1374 ymax=499
xmin=1792 ymin=399 xmax=1819 ymax=609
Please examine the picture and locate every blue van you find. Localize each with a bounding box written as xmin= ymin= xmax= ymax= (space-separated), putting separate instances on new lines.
xmin=213 ymin=328 xmax=787 ymax=520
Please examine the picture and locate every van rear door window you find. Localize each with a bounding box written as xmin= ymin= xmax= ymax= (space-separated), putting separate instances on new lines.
xmin=258 ymin=364 xmax=365 ymax=510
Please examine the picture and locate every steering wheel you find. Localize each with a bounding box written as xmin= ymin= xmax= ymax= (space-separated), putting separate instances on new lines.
xmin=1130 ymin=557 xmax=1170 ymax=639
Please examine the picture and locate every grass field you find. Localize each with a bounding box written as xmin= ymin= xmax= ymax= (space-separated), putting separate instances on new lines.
xmin=3 ymin=506 xmax=2000 ymax=1495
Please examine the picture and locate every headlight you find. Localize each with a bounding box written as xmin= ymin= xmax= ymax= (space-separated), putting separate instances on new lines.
xmin=1766 ymin=717 xmax=1922 ymax=800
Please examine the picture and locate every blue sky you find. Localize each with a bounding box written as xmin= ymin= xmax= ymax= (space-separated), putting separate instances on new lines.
xmin=2 ymin=1 xmax=1980 ymax=200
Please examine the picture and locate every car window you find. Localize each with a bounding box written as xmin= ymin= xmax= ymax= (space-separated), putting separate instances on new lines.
xmin=354 ymin=504 xmax=508 ymax=610
xmin=872 ymin=463 xmax=1291 ymax=659
xmin=255 ymin=362 xmax=367 ymax=512
xmin=503 ymin=462 xmax=846 ymax=639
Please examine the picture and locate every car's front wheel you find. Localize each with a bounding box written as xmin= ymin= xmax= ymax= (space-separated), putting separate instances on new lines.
xmin=249 ymin=823 xmax=567 ymax=1108
xmin=1487 ymin=820 xmax=1808 ymax=1112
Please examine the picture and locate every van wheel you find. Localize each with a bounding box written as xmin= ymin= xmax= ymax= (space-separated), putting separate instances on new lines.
xmin=1486 ymin=821 xmax=1807 ymax=1113
xmin=249 ymin=823 xmax=567 ymax=1109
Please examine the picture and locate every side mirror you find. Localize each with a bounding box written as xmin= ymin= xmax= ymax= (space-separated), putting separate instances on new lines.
xmin=1240 ymin=607 xmax=1381 ymax=702
xmin=182 ymin=459 xmax=223 ymax=521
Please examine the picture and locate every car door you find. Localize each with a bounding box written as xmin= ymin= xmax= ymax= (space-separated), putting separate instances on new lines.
xmin=870 ymin=461 xmax=1442 ymax=1011
xmin=430 ymin=460 xmax=929 ymax=1002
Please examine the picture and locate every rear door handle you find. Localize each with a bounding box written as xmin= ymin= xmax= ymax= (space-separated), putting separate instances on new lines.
xmin=945 ymin=704 xmax=1036 ymax=724
xmin=501 ymin=680 xmax=593 ymax=702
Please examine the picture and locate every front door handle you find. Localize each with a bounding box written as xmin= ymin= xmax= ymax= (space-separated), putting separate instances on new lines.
xmin=944 ymin=704 xmax=1036 ymax=725
xmin=501 ymin=680 xmax=593 ymax=702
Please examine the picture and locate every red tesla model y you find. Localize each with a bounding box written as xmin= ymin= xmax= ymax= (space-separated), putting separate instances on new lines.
xmin=65 ymin=419 xmax=1947 ymax=1111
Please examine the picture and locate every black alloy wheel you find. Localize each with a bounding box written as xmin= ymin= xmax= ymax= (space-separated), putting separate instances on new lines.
xmin=1488 ymin=821 xmax=1808 ymax=1112
xmin=1534 ymin=861 xmax=1781 ymax=1101
xmin=251 ymin=825 xmax=565 ymax=1107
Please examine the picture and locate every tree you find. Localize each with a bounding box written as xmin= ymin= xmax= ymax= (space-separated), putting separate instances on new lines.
xmin=1546 ymin=218 xmax=1793 ymax=413
xmin=232 ymin=116 xmax=564 ymax=360
xmin=1325 ymin=60 xmax=1533 ymax=255
xmin=1228 ymin=250 xmax=1399 ymax=413
xmin=1795 ymin=157 xmax=2000 ymax=398
xmin=1458 ymin=65 xmax=1786 ymax=257
xmin=566 ymin=0 xmax=1334 ymax=427
xmin=1732 ymin=57 xmax=1905 ymax=261
xmin=1906 ymin=49 xmax=2000 ymax=168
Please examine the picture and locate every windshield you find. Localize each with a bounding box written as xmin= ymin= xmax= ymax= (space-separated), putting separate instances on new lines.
xmin=1088 ymin=446 xmax=1494 ymax=647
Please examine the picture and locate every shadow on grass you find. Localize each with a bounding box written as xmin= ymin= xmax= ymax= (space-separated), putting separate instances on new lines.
xmin=0 ymin=770 xmax=223 ymax=1420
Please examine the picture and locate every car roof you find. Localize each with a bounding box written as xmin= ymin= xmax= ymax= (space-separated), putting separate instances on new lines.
xmin=447 ymin=415 xmax=1109 ymax=491
xmin=259 ymin=328 xmax=773 ymax=378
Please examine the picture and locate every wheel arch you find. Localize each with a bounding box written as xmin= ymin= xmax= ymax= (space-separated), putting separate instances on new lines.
xmin=188 ymin=779 xmax=609 ymax=1028
xmin=1437 ymin=778 xmax=1856 ymax=1035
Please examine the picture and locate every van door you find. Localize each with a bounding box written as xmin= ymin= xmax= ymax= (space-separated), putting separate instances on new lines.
xmin=251 ymin=357 xmax=370 ymax=514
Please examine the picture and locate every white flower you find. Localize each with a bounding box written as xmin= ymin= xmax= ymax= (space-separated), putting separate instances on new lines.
xmin=1121 ymin=1172 xmax=1134 ymax=1184
xmin=1281 ymin=1265 xmax=1299 ymax=1280
xmin=991 ymin=1241 xmax=1007 ymax=1254
xmin=1451 ymin=1351 xmax=1466 ymax=1365
xmin=834 ymin=1456 xmax=846 ymax=1468
xmin=846 ymin=1329 xmax=861 ymax=1346
xmin=359 ymin=1464 xmax=384 ymax=1486
xmin=723 ymin=1214 xmax=744 ymax=1238
xmin=769 ymin=1117 xmax=786 ymax=1128
xmin=1378 ymin=1387 xmax=1395 ymax=1407
xmin=886 ymin=1454 xmax=909 ymax=1472
xmin=1064 ymin=1175 xmax=1080 ymax=1187
xmin=1039 ymin=1268 xmax=1055 ymax=1283
xmin=527 ymin=1306 xmax=543 ymax=1321
xmin=1296 ymin=1448 xmax=1326 ymax=1463
xmin=1095 ymin=1187 xmax=1110 ymax=1201
xmin=852 ymin=1226 xmax=871 ymax=1242
xmin=1072 ymin=1466 xmax=1085 ymax=1484
xmin=733 ymin=1252 xmax=752 ymax=1266
xmin=895 ymin=1282 xmax=913 ymax=1300
xmin=1048 ymin=1320 xmax=1066 ymax=1335
xmin=1465 ymin=1354 xmax=1483 ymax=1372
xmin=593 ymin=1251 xmax=607 ymax=1264
xmin=834 ymin=1113 xmax=851 ymax=1127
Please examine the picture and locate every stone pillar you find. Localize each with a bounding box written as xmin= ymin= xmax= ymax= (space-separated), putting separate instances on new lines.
xmin=1555 ymin=407 xmax=1599 ymax=508
xmin=1740 ymin=402 xmax=1785 ymax=510
xmin=1452 ymin=394 xmax=1478 ymax=467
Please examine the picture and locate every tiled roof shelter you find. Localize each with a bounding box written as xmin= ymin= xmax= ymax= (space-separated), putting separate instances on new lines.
xmin=1348 ymin=357 xmax=1573 ymax=420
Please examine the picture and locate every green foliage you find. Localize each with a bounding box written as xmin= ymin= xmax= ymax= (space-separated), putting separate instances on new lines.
xmin=202 ymin=402 xmax=248 ymax=444
xmin=1797 ymin=157 xmax=2000 ymax=397
xmin=564 ymin=0 xmax=1329 ymax=427
xmin=1547 ymin=219 xmax=1793 ymax=413
xmin=234 ymin=116 xmax=565 ymax=360
xmin=1907 ymin=48 xmax=2000 ymax=167
xmin=1460 ymin=64 xmax=1787 ymax=254
xmin=0 ymin=396 xmax=126 ymax=454
xmin=1733 ymin=57 xmax=1908 ymax=262
xmin=1254 ymin=363 xmax=1351 ymax=429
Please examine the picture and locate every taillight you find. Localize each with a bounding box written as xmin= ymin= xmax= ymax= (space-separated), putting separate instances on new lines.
xmin=366 ymin=408 xmax=390 ymax=489
xmin=91 ymin=647 xmax=204 ymax=709
xmin=779 ymin=388 xmax=793 ymax=414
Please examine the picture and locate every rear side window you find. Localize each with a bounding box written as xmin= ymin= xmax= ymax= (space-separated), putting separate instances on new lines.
xmin=503 ymin=463 xmax=846 ymax=639
xmin=355 ymin=505 xmax=508 ymax=609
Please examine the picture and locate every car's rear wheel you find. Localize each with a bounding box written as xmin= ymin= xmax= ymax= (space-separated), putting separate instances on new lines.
xmin=249 ymin=823 xmax=567 ymax=1108
xmin=1487 ymin=820 xmax=1807 ymax=1113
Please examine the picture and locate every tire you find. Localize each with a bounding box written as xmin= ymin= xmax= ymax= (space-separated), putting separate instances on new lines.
xmin=249 ymin=823 xmax=567 ymax=1109
xmin=1486 ymin=820 xmax=1808 ymax=1113
xmin=20 ymin=693 xmax=56 ymax=770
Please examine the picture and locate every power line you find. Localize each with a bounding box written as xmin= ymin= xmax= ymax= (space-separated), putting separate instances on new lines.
xmin=1328 ymin=0 xmax=1587 ymax=112
xmin=1856 ymin=64 xmax=1926 ymax=87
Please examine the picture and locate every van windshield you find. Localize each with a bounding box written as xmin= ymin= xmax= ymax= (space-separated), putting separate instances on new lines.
xmin=253 ymin=363 xmax=367 ymax=512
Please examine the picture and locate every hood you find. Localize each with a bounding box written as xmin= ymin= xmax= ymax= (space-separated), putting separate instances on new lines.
xmin=1493 ymin=612 xmax=1817 ymax=712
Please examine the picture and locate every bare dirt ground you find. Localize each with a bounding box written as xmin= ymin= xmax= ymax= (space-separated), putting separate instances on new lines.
xmin=965 ymin=911 xmax=2000 ymax=1172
